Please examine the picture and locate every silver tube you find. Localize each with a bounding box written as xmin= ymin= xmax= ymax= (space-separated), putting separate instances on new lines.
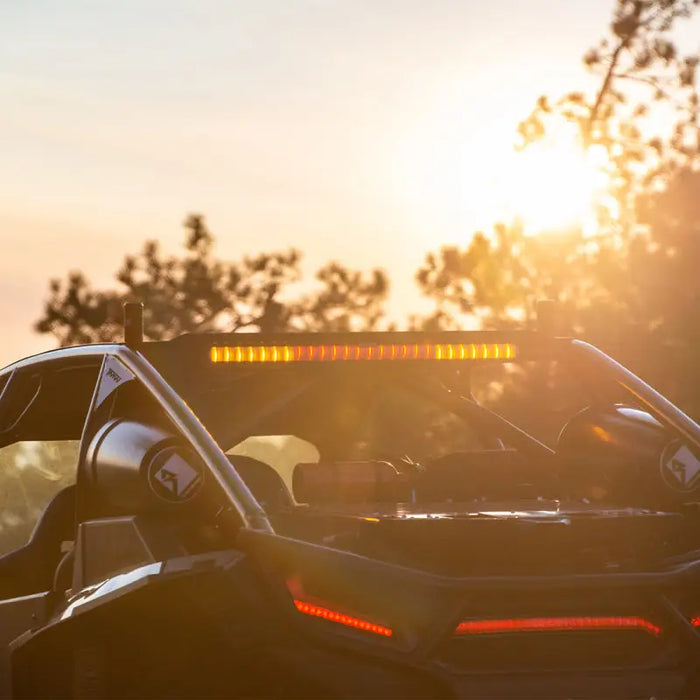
xmin=569 ymin=340 xmax=700 ymax=451
xmin=112 ymin=346 xmax=273 ymax=533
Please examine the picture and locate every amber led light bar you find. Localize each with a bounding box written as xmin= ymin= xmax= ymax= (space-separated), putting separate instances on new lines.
xmin=210 ymin=342 xmax=516 ymax=364
xmin=455 ymin=615 xmax=662 ymax=638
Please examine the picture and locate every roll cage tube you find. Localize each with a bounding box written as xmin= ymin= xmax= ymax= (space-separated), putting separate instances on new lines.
xmin=105 ymin=346 xmax=273 ymax=533
xmin=567 ymin=340 xmax=700 ymax=452
xmin=397 ymin=373 xmax=555 ymax=460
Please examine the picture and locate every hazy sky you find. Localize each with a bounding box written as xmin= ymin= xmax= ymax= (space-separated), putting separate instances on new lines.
xmin=3 ymin=1 xmax=698 ymax=366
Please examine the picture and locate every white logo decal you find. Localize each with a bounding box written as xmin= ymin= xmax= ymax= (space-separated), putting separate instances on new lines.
xmin=661 ymin=442 xmax=700 ymax=492
xmin=151 ymin=453 xmax=202 ymax=501
xmin=95 ymin=356 xmax=135 ymax=409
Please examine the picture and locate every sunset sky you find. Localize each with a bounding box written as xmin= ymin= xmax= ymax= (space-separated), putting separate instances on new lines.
xmin=3 ymin=1 xmax=699 ymax=366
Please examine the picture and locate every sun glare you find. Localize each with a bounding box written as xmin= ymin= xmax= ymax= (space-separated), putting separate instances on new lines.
xmin=394 ymin=120 xmax=617 ymax=242
xmin=503 ymin=129 xmax=615 ymax=236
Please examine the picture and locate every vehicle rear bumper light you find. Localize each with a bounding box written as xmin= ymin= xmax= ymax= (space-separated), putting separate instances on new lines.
xmin=293 ymin=599 xmax=393 ymax=637
xmin=455 ymin=616 xmax=662 ymax=638
xmin=210 ymin=342 xmax=516 ymax=363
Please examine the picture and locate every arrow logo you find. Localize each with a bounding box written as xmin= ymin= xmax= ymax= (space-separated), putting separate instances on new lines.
xmin=150 ymin=451 xmax=203 ymax=502
xmin=155 ymin=468 xmax=180 ymax=495
xmin=661 ymin=442 xmax=700 ymax=492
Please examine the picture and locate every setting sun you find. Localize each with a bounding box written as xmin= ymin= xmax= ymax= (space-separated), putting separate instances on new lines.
xmin=502 ymin=128 xmax=616 ymax=236
xmin=393 ymin=117 xmax=617 ymax=246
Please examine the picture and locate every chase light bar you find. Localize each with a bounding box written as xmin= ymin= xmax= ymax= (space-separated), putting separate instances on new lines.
xmin=209 ymin=342 xmax=517 ymax=364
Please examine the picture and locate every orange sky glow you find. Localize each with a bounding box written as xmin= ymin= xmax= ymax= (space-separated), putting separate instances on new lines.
xmin=2 ymin=1 xmax=699 ymax=366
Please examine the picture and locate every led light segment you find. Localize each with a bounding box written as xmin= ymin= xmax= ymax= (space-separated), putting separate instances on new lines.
xmin=692 ymin=617 xmax=700 ymax=628
xmin=210 ymin=342 xmax=517 ymax=363
xmin=294 ymin=600 xmax=393 ymax=637
xmin=454 ymin=615 xmax=662 ymax=637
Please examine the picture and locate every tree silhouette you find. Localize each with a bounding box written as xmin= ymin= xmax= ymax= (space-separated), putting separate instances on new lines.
xmin=417 ymin=0 xmax=698 ymax=317
xmin=35 ymin=214 xmax=389 ymax=344
xmin=518 ymin=0 xmax=699 ymax=229
xmin=415 ymin=220 xmax=612 ymax=334
xmin=625 ymin=167 xmax=700 ymax=413
xmin=415 ymin=0 xmax=700 ymax=413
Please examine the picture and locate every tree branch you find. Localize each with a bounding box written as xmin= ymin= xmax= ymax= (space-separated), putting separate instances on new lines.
xmin=611 ymin=72 xmax=671 ymax=97
xmin=586 ymin=38 xmax=630 ymax=145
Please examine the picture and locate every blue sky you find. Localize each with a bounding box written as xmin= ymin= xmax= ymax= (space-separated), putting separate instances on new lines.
xmin=2 ymin=1 xmax=698 ymax=364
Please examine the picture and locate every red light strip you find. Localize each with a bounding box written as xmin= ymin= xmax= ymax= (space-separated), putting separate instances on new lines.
xmin=455 ymin=615 xmax=662 ymax=638
xmin=692 ymin=617 xmax=700 ymax=628
xmin=294 ymin=599 xmax=393 ymax=637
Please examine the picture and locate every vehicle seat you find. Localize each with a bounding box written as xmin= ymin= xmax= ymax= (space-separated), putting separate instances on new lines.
xmin=0 ymin=484 xmax=75 ymax=599
xmin=226 ymin=455 xmax=293 ymax=511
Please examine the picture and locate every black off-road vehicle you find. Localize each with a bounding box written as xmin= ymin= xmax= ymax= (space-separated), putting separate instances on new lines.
xmin=1 ymin=305 xmax=699 ymax=698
